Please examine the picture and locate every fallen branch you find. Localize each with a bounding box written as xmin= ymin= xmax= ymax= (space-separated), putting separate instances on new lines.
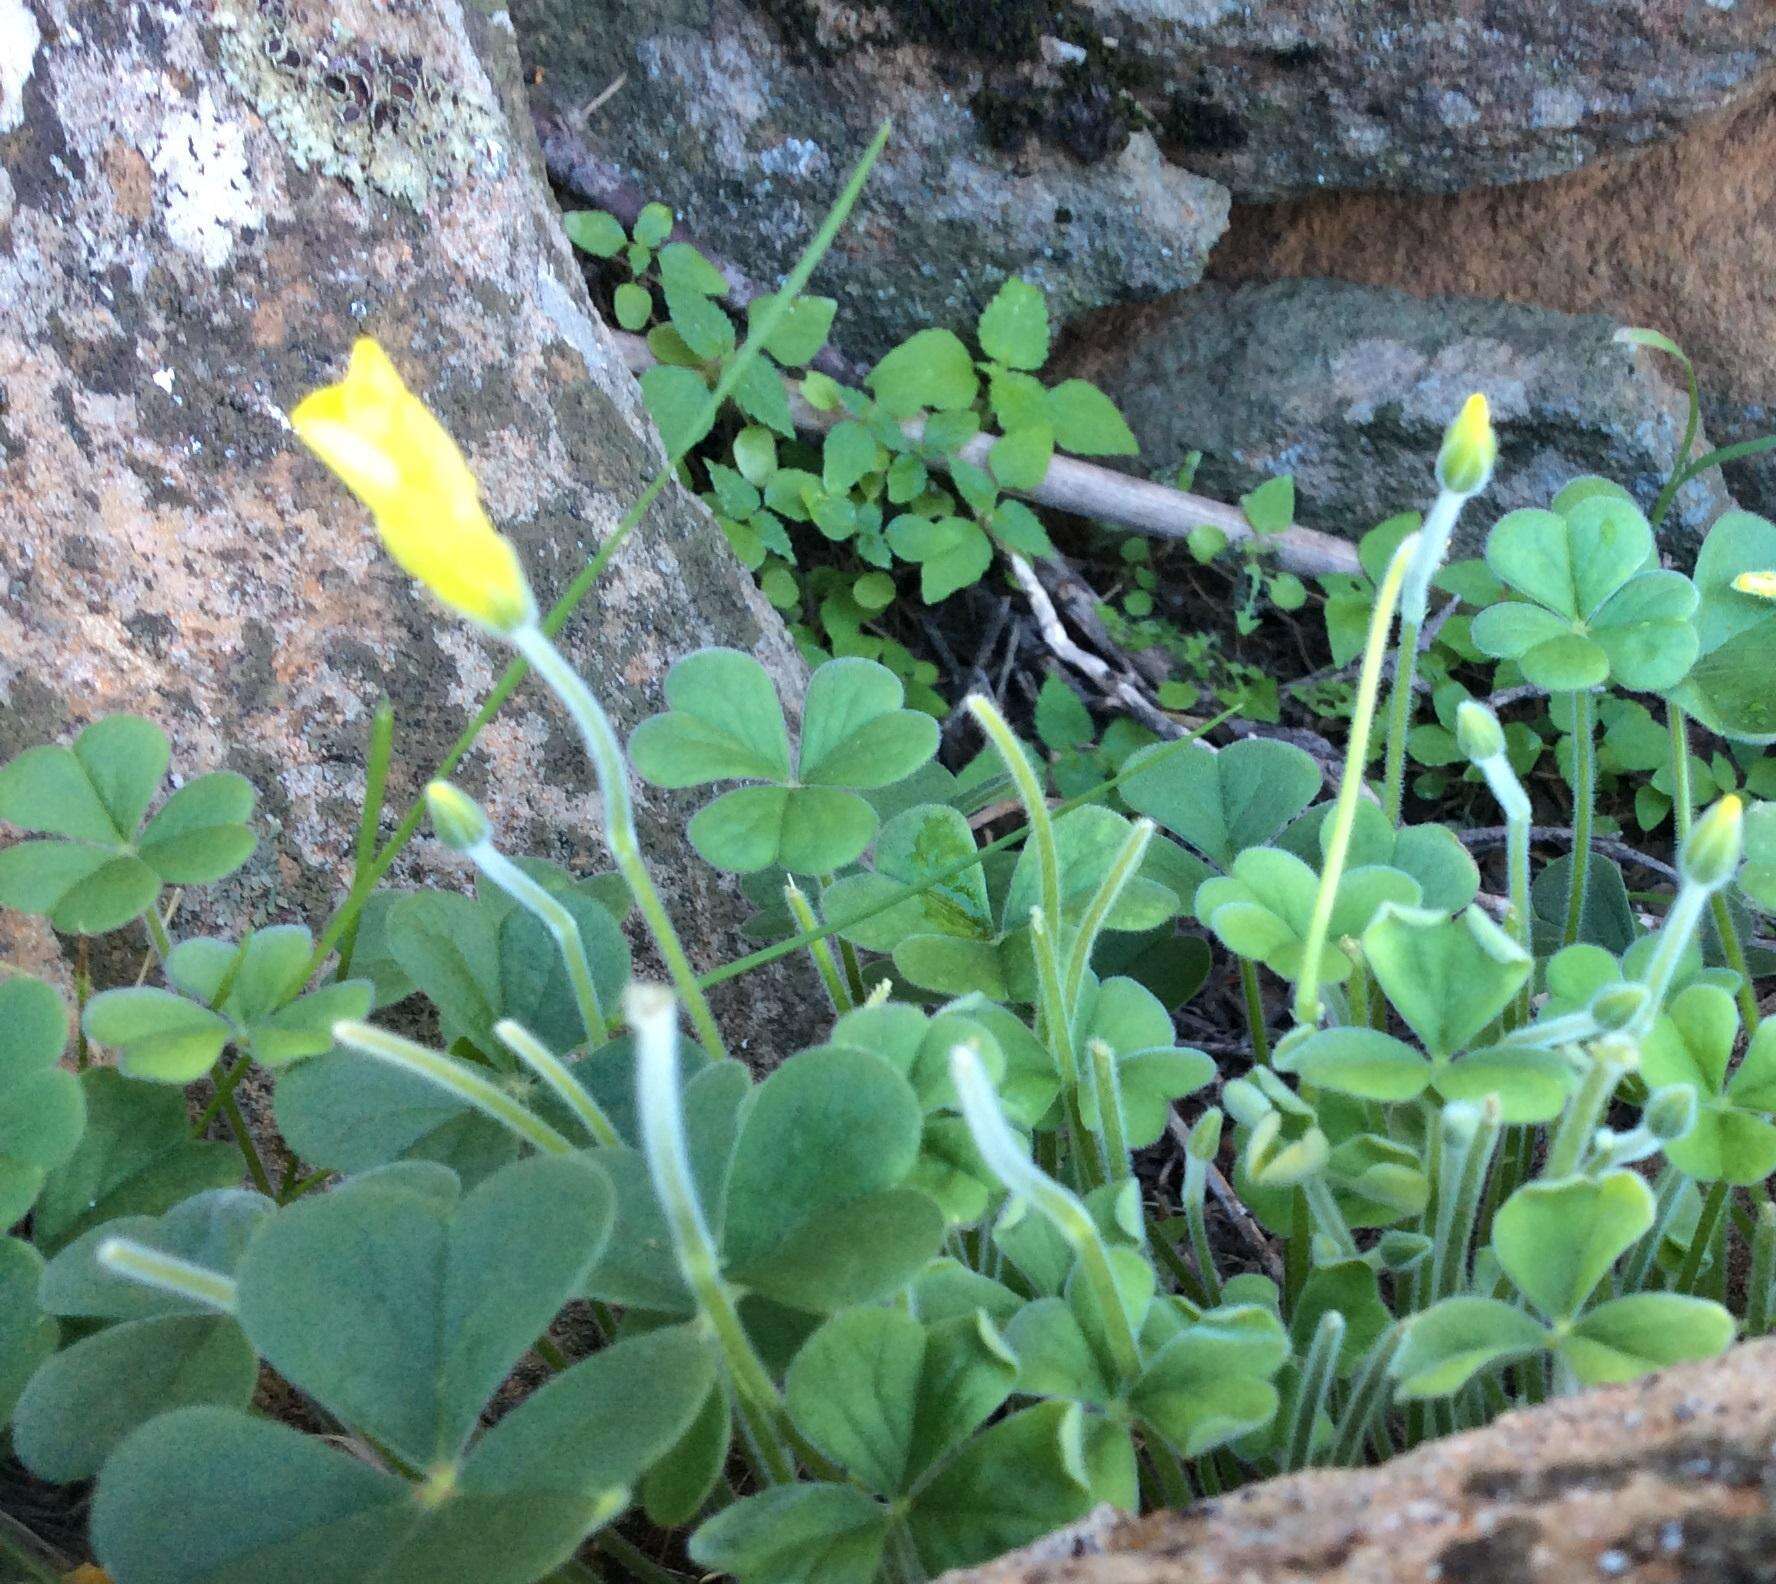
xmin=609 ymin=331 xmax=1362 ymax=577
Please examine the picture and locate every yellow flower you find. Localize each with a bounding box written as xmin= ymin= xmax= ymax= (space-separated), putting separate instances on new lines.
xmin=1435 ymin=392 xmax=1497 ymax=496
xmin=1732 ymin=569 xmax=1776 ymax=601
xmin=291 ymin=339 xmax=536 ymax=635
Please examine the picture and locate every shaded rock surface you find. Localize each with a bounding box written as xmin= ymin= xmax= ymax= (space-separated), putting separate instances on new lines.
xmin=943 ymin=1339 xmax=1776 ymax=1583
xmin=1058 ymin=279 xmax=1730 ymax=557
xmin=514 ymin=0 xmax=1229 ymax=358
xmin=0 ymin=0 xmax=816 ymax=1060
xmin=1091 ymin=0 xmax=1776 ymax=200
xmin=1213 ymin=88 xmax=1776 ymax=516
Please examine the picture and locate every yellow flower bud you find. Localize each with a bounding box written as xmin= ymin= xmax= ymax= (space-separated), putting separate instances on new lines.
xmin=1732 ymin=569 xmax=1776 ymax=601
xmin=1435 ymin=392 xmax=1497 ymax=497
xmin=1681 ymin=793 xmax=1744 ymax=890
xmin=291 ymin=339 xmax=536 ymax=635
xmin=424 ymin=780 xmax=490 ymax=852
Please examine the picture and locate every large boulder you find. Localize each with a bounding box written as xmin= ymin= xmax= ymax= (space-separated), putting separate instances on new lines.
xmin=1214 ymin=88 xmax=1776 ymax=515
xmin=1058 ymin=279 xmax=1731 ymax=556
xmin=513 ymin=0 xmax=1229 ymax=358
xmin=1091 ymin=0 xmax=1776 ymax=200
xmin=0 ymin=0 xmax=815 ymax=1056
xmin=944 ymin=1339 xmax=1776 ymax=1583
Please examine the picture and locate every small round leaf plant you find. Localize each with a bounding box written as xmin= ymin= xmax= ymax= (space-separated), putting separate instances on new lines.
xmin=1 ymin=278 xmax=1772 ymax=1582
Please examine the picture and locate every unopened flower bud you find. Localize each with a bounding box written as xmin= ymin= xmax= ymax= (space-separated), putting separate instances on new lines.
xmin=1681 ymin=794 xmax=1745 ymax=890
xmin=1186 ymin=1108 xmax=1223 ymax=1162
xmin=424 ymin=780 xmax=489 ymax=852
xmin=1455 ymin=699 xmax=1506 ymax=764
xmin=1731 ymin=569 xmax=1776 ymax=601
xmin=1435 ymin=393 xmax=1497 ymax=497
xmin=1643 ymin=1084 xmax=1699 ymax=1145
xmin=1588 ymin=981 xmax=1649 ymax=1033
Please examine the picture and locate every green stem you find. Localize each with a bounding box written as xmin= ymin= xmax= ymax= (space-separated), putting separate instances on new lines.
xmin=1239 ymin=958 xmax=1272 ymax=1065
xmin=1064 ymin=818 xmax=1154 ymax=1009
xmin=1282 ymin=1310 xmax=1345 ymax=1472
xmin=98 ymin=1236 xmax=237 ymax=1312
xmin=1668 ymin=703 xmax=1695 ymax=841
xmin=495 ymin=1019 xmax=621 ymax=1148
xmin=334 ymin=1020 xmax=573 ymax=1155
xmin=1382 ymin=616 xmax=1421 ymax=826
xmin=514 ymin=625 xmax=727 ymax=1063
xmin=336 ymin=696 xmax=394 ymax=981
xmin=783 ymin=879 xmax=851 ymax=1013
xmin=1542 ymin=1043 xmax=1626 ymax=1180
xmin=1748 ymin=1194 xmax=1776 ymax=1337
xmin=968 ymin=695 xmax=1062 ymax=938
xmin=143 ymin=895 xmax=174 ymax=964
xmin=473 ymin=839 xmax=607 ymax=1042
xmin=303 ymin=124 xmax=892 ymax=984
xmin=1302 ymin=1174 xmax=1359 ymax=1259
xmin=1294 ymin=533 xmax=1417 ymax=1025
xmin=1430 ymin=1099 xmax=1502 ymax=1301
xmin=1031 ymin=907 xmax=1094 ymax=1191
xmin=0 ymin=1521 xmax=62 ymax=1584
xmin=629 ymin=986 xmax=796 ymax=1482
xmin=1623 ymin=1164 xmax=1685 ymax=1291
xmin=1329 ymin=1322 xmax=1403 ymax=1467
xmin=1676 ymin=1178 xmax=1730 ymax=1296
xmin=951 ymin=1042 xmax=1142 ymax=1385
xmin=1085 ymin=1036 xmax=1131 ymax=1185
xmin=1561 ymin=689 xmax=1596 ymax=948
xmin=594 ymin=1531 xmax=687 ymax=1584
xmin=218 ymin=1083 xmax=273 ymax=1197
xmin=1710 ymin=890 xmax=1761 ymax=1035
xmin=192 ymin=1052 xmax=252 ymax=1135
xmin=1182 ymin=1153 xmax=1222 ymax=1306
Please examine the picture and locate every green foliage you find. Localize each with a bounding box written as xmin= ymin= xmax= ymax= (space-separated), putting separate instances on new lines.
xmin=5 ymin=183 xmax=1776 ymax=1584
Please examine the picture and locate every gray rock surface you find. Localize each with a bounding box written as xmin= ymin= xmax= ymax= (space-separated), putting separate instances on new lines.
xmin=1059 ymin=279 xmax=1732 ymax=557
xmin=1093 ymin=1 xmax=1776 ymax=200
xmin=0 ymin=0 xmax=816 ymax=1060
xmin=514 ymin=0 xmax=1229 ymax=359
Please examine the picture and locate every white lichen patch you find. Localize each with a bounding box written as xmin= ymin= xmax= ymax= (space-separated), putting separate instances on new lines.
xmin=149 ymin=87 xmax=263 ymax=269
xmin=214 ymin=0 xmax=509 ymax=209
xmin=0 ymin=0 xmax=40 ymax=133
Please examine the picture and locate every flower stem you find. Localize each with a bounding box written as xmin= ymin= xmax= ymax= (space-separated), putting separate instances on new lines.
xmin=1283 ymin=1309 xmax=1345 ymax=1471
xmin=1542 ymin=1041 xmax=1628 ymax=1181
xmin=1382 ymin=615 xmax=1422 ymax=827
xmin=1239 ymin=958 xmax=1272 ymax=1065
xmin=1295 ymin=533 xmax=1418 ymax=1025
xmin=334 ymin=1019 xmax=573 ymax=1155
xmin=336 ymin=696 xmax=394 ymax=981
xmin=1063 ymin=818 xmax=1154 ymax=1008
xmin=1561 ymin=689 xmax=1596 ymax=947
xmin=494 ymin=1019 xmax=620 ymax=1148
xmin=98 ymin=1237 xmax=237 ymax=1312
xmin=629 ymin=986 xmax=796 ymax=1483
xmin=783 ymin=879 xmax=851 ymax=1013
xmin=472 ymin=839 xmax=607 ymax=1042
xmin=1329 ymin=1322 xmax=1403 ymax=1466
xmin=514 ymin=624 xmax=727 ymax=1062
xmin=1676 ymin=1177 xmax=1730 ymax=1296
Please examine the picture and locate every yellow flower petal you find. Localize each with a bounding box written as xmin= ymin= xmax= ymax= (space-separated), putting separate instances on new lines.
xmin=1731 ymin=569 xmax=1776 ymax=601
xmin=291 ymin=338 xmax=536 ymax=635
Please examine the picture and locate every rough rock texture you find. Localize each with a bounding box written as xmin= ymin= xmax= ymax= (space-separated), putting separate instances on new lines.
xmin=0 ymin=0 xmax=817 ymax=1061
xmin=1212 ymin=89 xmax=1776 ymax=515
xmin=1058 ymin=279 xmax=1731 ymax=557
xmin=512 ymin=0 xmax=1229 ymax=359
xmin=943 ymin=1339 xmax=1776 ymax=1583
xmin=1088 ymin=0 xmax=1776 ymax=200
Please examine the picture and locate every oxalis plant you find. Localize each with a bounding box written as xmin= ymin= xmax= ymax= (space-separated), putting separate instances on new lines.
xmin=1 ymin=143 xmax=1775 ymax=1584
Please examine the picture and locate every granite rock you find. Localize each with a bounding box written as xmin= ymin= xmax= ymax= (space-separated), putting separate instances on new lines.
xmin=0 ymin=0 xmax=817 ymax=1061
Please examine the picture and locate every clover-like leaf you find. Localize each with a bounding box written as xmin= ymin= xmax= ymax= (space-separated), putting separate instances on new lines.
xmin=0 ymin=1238 xmax=56 ymax=1426
xmin=93 ymin=1324 xmax=713 ymax=1584
xmin=825 ymin=803 xmax=993 ymax=953
xmin=0 ymin=975 xmax=82 ymax=1225
xmin=1130 ymin=1303 xmax=1289 ymax=1455
xmin=1274 ymin=1026 xmax=1431 ymax=1102
xmin=1073 ymin=976 xmax=1214 ymax=1147
xmin=1493 ymin=1172 xmax=1653 ymax=1322
xmin=1557 ymin=1293 xmax=1736 ymax=1387
xmin=631 ymin=652 xmax=936 ymax=874
xmin=235 ymin=1155 xmax=613 ymax=1468
xmin=1363 ymin=903 xmax=1531 ymax=1059
xmin=34 ymin=1070 xmax=240 ymax=1255
xmin=1120 ymin=737 xmax=1322 ymax=872
xmin=1641 ymin=984 xmax=1776 ymax=1184
xmin=0 ymin=716 xmax=255 ymax=933
xmin=1392 ymin=1297 xmax=1548 ymax=1399
xmin=1196 ymin=847 xmax=1420 ymax=985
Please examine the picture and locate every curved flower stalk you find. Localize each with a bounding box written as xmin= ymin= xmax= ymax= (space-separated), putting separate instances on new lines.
xmin=1384 ymin=394 xmax=1496 ymax=823
xmin=293 ymin=339 xmax=727 ymax=1060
